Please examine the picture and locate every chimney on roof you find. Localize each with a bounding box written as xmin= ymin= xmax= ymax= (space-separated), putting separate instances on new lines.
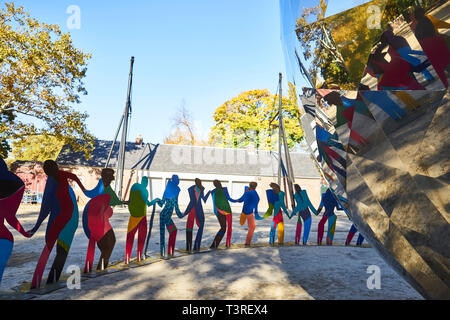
xmin=135 ymin=134 xmax=143 ymax=146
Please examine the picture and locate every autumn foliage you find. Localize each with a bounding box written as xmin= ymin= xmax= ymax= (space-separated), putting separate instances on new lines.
xmin=0 ymin=3 xmax=94 ymax=159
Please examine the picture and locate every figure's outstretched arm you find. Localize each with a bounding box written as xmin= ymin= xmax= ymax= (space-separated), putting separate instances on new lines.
xmin=280 ymin=197 xmax=290 ymax=217
xmin=263 ymin=203 xmax=274 ymax=219
xmin=156 ymin=198 xmax=165 ymax=207
xmin=174 ymin=198 xmax=184 ymax=219
xmin=222 ymin=188 xmax=237 ymax=203
xmin=305 ymin=192 xmax=317 ymax=215
xmin=233 ymin=193 xmax=246 ymax=203
xmin=291 ymin=193 xmax=303 ymax=219
xmin=84 ymin=180 xmax=103 ymax=199
xmin=147 ymin=198 xmax=161 ymax=207
xmin=315 ymin=196 xmax=324 ymax=216
xmin=254 ymin=212 xmax=263 ymax=220
xmin=6 ymin=215 xmax=30 ymax=238
xmin=254 ymin=197 xmax=263 ymax=220
xmin=202 ymin=190 xmax=210 ymax=203
xmin=254 ymin=209 xmax=265 ymax=220
xmin=108 ymin=188 xmax=125 ymax=207
xmin=288 ymin=204 xmax=298 ymax=219
xmin=30 ymin=206 xmax=50 ymax=235
xmin=316 ymin=206 xmax=323 ymax=216
xmin=29 ymin=181 xmax=56 ymax=235
xmin=64 ymin=171 xmax=86 ymax=192
xmin=183 ymin=198 xmax=194 ymax=217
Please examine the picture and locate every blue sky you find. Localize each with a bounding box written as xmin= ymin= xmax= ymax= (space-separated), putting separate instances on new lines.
xmin=8 ymin=0 xmax=366 ymax=145
xmin=10 ymin=0 xmax=293 ymax=144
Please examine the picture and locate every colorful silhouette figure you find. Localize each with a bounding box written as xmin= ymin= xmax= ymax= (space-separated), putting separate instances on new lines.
xmin=345 ymin=224 xmax=365 ymax=246
xmin=290 ymin=184 xmax=317 ymax=245
xmin=126 ymin=176 xmax=159 ymax=263
xmin=0 ymin=158 xmax=31 ymax=285
xmin=264 ymin=183 xmax=290 ymax=245
xmin=366 ymin=46 xmax=425 ymax=90
xmin=156 ymin=175 xmax=184 ymax=256
xmin=315 ymin=125 xmax=347 ymax=179
xmin=184 ymin=178 xmax=209 ymax=253
xmin=209 ymin=180 xmax=235 ymax=249
xmin=411 ymin=7 xmax=450 ymax=88
xmin=46 ymin=184 xmax=79 ymax=284
xmin=380 ymin=25 xmax=433 ymax=81
xmin=322 ymin=91 xmax=368 ymax=149
xmin=316 ymin=188 xmax=342 ymax=246
xmin=29 ymin=160 xmax=85 ymax=288
xmin=362 ymin=90 xmax=407 ymax=121
xmin=234 ymin=182 xmax=262 ymax=246
xmin=82 ymin=168 xmax=125 ymax=272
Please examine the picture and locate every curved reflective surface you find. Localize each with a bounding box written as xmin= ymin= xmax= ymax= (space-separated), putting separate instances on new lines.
xmin=280 ymin=0 xmax=450 ymax=299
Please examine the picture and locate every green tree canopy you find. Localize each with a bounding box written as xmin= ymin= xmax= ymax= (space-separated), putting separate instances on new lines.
xmin=0 ymin=3 xmax=94 ymax=159
xmin=209 ymin=89 xmax=304 ymax=150
xmin=10 ymin=134 xmax=64 ymax=162
xmin=295 ymin=0 xmax=352 ymax=88
xmin=324 ymin=0 xmax=389 ymax=89
xmin=295 ymin=0 xmax=439 ymax=89
xmin=383 ymin=0 xmax=441 ymax=23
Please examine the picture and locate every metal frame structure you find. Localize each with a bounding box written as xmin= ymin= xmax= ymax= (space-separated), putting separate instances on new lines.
xmin=270 ymin=73 xmax=296 ymax=211
xmin=105 ymin=56 xmax=135 ymax=200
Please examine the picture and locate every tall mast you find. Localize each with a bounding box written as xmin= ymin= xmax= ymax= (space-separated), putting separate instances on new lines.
xmin=108 ymin=56 xmax=134 ymax=200
xmin=278 ymin=73 xmax=296 ymax=210
xmin=278 ymin=73 xmax=283 ymax=187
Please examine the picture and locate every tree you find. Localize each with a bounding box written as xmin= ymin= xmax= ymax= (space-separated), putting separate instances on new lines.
xmin=295 ymin=0 xmax=397 ymax=89
xmin=164 ymin=100 xmax=209 ymax=146
xmin=295 ymin=0 xmax=352 ymax=88
xmin=170 ymin=101 xmax=196 ymax=145
xmin=0 ymin=3 xmax=95 ymax=159
xmin=164 ymin=127 xmax=194 ymax=146
xmin=383 ymin=0 xmax=441 ymax=22
xmin=0 ymin=108 xmax=14 ymax=158
xmin=208 ymin=89 xmax=304 ymax=150
xmin=10 ymin=135 xmax=64 ymax=162
xmin=325 ymin=0 xmax=390 ymax=88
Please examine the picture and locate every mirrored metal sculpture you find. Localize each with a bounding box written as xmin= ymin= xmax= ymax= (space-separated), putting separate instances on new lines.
xmin=280 ymin=0 xmax=450 ymax=299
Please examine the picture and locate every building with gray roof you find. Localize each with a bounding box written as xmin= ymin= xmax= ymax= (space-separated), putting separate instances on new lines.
xmin=56 ymin=139 xmax=322 ymax=209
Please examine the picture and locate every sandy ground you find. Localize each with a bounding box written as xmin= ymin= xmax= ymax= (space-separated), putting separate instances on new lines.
xmin=1 ymin=205 xmax=423 ymax=300
xmin=31 ymin=246 xmax=422 ymax=300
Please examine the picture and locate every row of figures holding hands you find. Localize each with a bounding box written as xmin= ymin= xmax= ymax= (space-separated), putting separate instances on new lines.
xmin=126 ymin=174 xmax=357 ymax=260
xmin=0 ymin=158 xmax=363 ymax=289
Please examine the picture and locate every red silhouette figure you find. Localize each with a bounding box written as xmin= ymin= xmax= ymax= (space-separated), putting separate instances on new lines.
xmin=28 ymin=160 xmax=85 ymax=289
xmin=0 ymin=158 xmax=31 ymax=285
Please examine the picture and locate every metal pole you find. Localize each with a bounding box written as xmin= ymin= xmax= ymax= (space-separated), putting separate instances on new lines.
xmin=295 ymin=49 xmax=315 ymax=89
xmin=277 ymin=73 xmax=283 ymax=187
xmin=116 ymin=56 xmax=135 ymax=200
xmin=144 ymin=203 xmax=156 ymax=257
xmin=105 ymin=114 xmax=124 ymax=168
xmin=280 ymin=114 xmax=295 ymax=211
xmin=278 ymin=73 xmax=295 ymax=210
